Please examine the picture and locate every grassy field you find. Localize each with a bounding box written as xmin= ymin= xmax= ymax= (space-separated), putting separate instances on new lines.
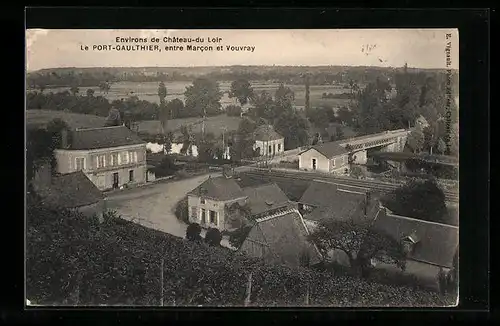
xmin=26 ymin=110 xmax=106 ymax=129
xmin=42 ymin=81 xmax=353 ymax=109
xmin=138 ymin=114 xmax=243 ymax=137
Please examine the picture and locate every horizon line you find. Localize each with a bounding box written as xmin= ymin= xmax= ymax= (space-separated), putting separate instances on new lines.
xmin=27 ymin=64 xmax=459 ymax=74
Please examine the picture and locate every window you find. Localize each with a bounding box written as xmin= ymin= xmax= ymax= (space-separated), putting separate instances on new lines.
xmin=278 ymin=143 xmax=281 ymax=152
xmin=200 ymin=198 xmax=206 ymax=204
xmin=75 ymin=157 xmax=85 ymax=171
xmin=120 ymin=152 xmax=129 ymax=164
xmin=201 ymin=209 xmax=206 ymax=224
xmin=273 ymin=144 xmax=276 ymax=154
xmin=191 ymin=207 xmax=198 ymax=219
xmin=209 ymin=210 xmax=217 ymax=225
xmin=332 ymin=158 xmax=336 ymax=167
xmin=129 ymin=170 xmax=134 ymax=182
xmin=97 ymin=155 xmax=106 ymax=168
xmin=268 ymin=145 xmax=272 ymax=154
xmin=129 ymin=151 xmax=138 ymax=163
xmin=312 ymin=158 xmax=317 ymax=170
xmin=110 ymin=153 xmax=119 ymax=166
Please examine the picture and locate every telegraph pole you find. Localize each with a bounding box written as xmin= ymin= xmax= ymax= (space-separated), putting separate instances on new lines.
xmin=160 ymin=257 xmax=164 ymax=306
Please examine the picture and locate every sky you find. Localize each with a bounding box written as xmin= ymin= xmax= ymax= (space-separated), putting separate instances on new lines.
xmin=26 ymin=29 xmax=459 ymax=72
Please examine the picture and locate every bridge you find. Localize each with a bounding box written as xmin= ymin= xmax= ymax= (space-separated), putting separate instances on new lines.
xmin=336 ymin=129 xmax=411 ymax=164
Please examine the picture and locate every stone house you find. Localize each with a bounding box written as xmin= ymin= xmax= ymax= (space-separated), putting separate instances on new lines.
xmin=298 ymin=141 xmax=350 ymax=174
xmin=369 ymin=208 xmax=459 ymax=291
xmin=187 ymin=175 xmax=292 ymax=231
xmin=53 ymin=126 xmax=147 ymax=191
xmin=253 ymin=125 xmax=285 ymax=157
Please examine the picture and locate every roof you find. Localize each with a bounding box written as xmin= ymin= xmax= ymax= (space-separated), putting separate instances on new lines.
xmin=68 ymin=126 xmax=146 ymax=150
xmin=254 ymin=125 xmax=283 ymax=141
xmin=300 ymin=141 xmax=349 ymax=158
xmin=37 ymin=171 xmax=104 ymax=209
xmin=242 ymin=183 xmax=291 ymax=216
xmin=299 ymin=181 xmax=367 ymax=208
xmin=188 ymin=176 xmax=245 ymax=201
xmin=242 ymin=208 xmax=322 ymax=267
xmin=372 ymin=212 xmax=459 ymax=268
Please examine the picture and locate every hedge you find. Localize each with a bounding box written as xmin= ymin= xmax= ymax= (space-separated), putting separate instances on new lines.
xmin=26 ymin=199 xmax=455 ymax=307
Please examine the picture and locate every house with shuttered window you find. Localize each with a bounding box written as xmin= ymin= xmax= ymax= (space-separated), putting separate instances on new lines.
xmin=53 ymin=126 xmax=147 ymax=191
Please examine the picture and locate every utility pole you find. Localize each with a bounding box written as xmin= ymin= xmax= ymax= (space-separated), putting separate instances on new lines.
xmin=160 ymin=257 xmax=164 ymax=306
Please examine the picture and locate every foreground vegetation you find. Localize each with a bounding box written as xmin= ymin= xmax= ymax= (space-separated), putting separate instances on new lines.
xmin=27 ymin=194 xmax=455 ymax=306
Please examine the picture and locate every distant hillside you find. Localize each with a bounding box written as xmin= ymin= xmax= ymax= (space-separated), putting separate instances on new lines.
xmin=26 ymin=110 xmax=106 ymax=130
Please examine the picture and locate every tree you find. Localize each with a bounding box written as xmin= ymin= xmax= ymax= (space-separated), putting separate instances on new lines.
xmin=165 ymin=98 xmax=185 ymax=119
xmin=104 ymin=108 xmax=122 ymax=127
xmin=174 ymin=197 xmax=189 ymax=223
xmin=70 ymin=86 xmax=79 ymax=97
xmin=407 ymin=125 xmax=425 ymax=153
xmin=304 ymin=75 xmax=311 ymax=113
xmin=231 ymin=118 xmax=257 ymax=161
xmin=436 ymin=138 xmax=447 ymax=155
xmin=225 ymin=105 xmax=242 ymax=117
xmin=186 ymin=223 xmax=202 ymax=242
xmin=99 ymin=81 xmax=111 ymax=94
xmin=336 ymin=107 xmax=353 ymax=125
xmin=86 ymin=88 xmax=95 ymax=97
xmin=335 ymin=127 xmax=345 ymax=141
xmin=184 ymin=78 xmax=222 ymax=117
xmin=250 ymin=91 xmax=276 ymax=122
xmin=308 ymin=219 xmax=406 ymax=275
xmin=274 ymin=83 xmax=295 ymax=112
xmin=229 ymin=79 xmax=254 ymax=106
xmin=158 ymin=81 xmax=168 ymax=132
xmin=228 ymin=225 xmax=253 ymax=249
xmin=205 ymin=228 xmax=222 ymax=247
xmin=382 ymin=179 xmax=448 ymax=224
xmin=158 ymin=81 xmax=167 ymax=105
xmin=274 ymin=110 xmax=311 ymax=150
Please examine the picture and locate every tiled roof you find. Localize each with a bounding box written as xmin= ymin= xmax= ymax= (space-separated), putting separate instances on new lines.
xmin=242 ymin=183 xmax=291 ymax=216
xmin=37 ymin=171 xmax=104 ymax=209
xmin=243 ymin=209 xmax=322 ymax=267
xmin=188 ymin=176 xmax=245 ymax=201
xmin=372 ymin=211 xmax=459 ymax=268
xmin=300 ymin=141 xmax=349 ymax=158
xmin=68 ymin=126 xmax=146 ymax=150
xmin=254 ymin=125 xmax=283 ymax=141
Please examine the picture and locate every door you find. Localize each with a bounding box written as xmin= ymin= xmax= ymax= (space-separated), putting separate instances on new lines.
xmin=112 ymin=172 xmax=119 ymax=189
xmin=312 ymin=158 xmax=317 ymax=170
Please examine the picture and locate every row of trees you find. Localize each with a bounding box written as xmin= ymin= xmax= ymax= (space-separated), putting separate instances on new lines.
xmin=351 ymin=66 xmax=459 ymax=156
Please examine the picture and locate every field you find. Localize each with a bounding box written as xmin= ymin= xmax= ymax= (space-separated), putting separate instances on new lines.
xmin=138 ymin=114 xmax=242 ymax=137
xmin=43 ymin=81 xmax=353 ymax=109
xmin=26 ymin=110 xmax=106 ymax=129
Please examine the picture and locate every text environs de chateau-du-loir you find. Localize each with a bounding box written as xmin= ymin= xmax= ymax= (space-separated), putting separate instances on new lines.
xmin=84 ymin=36 xmax=256 ymax=52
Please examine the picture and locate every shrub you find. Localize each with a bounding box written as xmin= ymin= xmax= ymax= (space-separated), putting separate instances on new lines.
xmin=174 ymin=169 xmax=189 ymax=179
xmin=186 ymin=223 xmax=202 ymax=242
xmin=205 ymin=228 xmax=222 ymax=247
xmin=228 ymin=225 xmax=253 ymax=249
xmin=226 ymin=105 xmax=242 ymax=117
xmin=174 ymin=197 xmax=189 ymax=224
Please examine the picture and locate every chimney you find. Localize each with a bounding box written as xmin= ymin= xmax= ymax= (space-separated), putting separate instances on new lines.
xmin=61 ymin=128 xmax=68 ymax=149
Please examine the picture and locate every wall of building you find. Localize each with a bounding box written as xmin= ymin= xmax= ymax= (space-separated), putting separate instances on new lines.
xmin=54 ymin=144 xmax=147 ymax=191
xmin=330 ymin=154 xmax=350 ymax=174
xmin=254 ymin=138 xmax=285 ymax=157
xmin=87 ymin=164 xmax=147 ymax=190
xmin=299 ymin=149 xmax=330 ymax=173
xmin=188 ymin=194 xmax=246 ymax=230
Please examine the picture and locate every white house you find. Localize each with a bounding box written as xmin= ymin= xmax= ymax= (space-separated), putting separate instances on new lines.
xmin=298 ymin=142 xmax=350 ymax=174
xmin=253 ymin=125 xmax=285 ymax=157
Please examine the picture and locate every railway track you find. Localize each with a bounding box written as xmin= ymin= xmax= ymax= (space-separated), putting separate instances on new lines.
xmin=243 ymin=168 xmax=459 ymax=203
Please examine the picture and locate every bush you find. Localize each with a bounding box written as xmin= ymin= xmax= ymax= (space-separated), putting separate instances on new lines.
xmin=228 ymin=225 xmax=253 ymax=249
xmin=205 ymin=228 xmax=222 ymax=247
xmin=186 ymin=223 xmax=202 ymax=242
xmin=174 ymin=197 xmax=189 ymax=224
xmin=226 ymin=105 xmax=242 ymax=117
xmin=174 ymin=169 xmax=190 ymax=179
